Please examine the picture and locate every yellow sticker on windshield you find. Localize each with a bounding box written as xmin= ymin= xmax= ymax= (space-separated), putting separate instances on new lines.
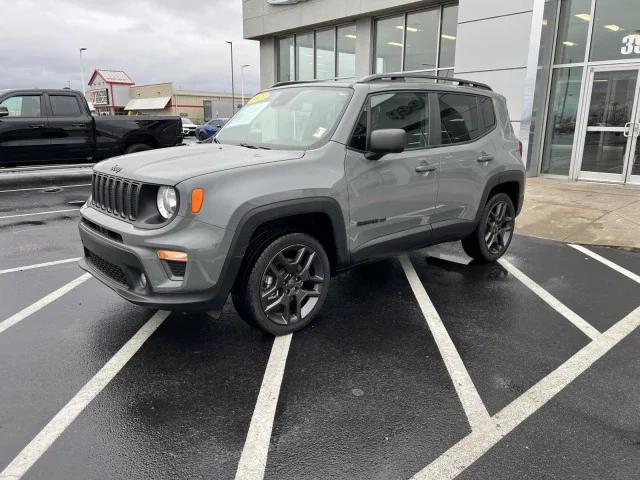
xmin=247 ymin=92 xmax=271 ymax=104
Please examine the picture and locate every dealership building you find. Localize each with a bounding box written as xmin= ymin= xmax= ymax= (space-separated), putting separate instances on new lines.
xmin=243 ymin=0 xmax=640 ymax=184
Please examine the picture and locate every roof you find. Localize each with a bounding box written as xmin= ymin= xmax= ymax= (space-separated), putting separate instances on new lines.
xmin=89 ymin=69 xmax=135 ymax=85
xmin=124 ymin=96 xmax=171 ymax=111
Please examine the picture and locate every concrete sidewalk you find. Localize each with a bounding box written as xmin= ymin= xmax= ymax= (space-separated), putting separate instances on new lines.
xmin=516 ymin=177 xmax=640 ymax=249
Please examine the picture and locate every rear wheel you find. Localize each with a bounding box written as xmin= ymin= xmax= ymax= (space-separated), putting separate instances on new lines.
xmin=462 ymin=193 xmax=515 ymax=262
xmin=232 ymin=232 xmax=330 ymax=335
xmin=124 ymin=143 xmax=151 ymax=154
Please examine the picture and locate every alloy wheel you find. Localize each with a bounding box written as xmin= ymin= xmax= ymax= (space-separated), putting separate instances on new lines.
xmin=484 ymin=200 xmax=514 ymax=255
xmin=260 ymin=244 xmax=325 ymax=326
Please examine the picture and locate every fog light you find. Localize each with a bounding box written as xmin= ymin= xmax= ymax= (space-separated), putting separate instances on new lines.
xmin=157 ymin=250 xmax=188 ymax=262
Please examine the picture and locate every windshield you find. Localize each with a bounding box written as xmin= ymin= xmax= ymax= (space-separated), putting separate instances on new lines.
xmin=216 ymin=86 xmax=352 ymax=150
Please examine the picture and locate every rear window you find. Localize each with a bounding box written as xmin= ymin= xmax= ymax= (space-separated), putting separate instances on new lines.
xmin=438 ymin=93 xmax=482 ymax=144
xmin=50 ymin=95 xmax=82 ymax=116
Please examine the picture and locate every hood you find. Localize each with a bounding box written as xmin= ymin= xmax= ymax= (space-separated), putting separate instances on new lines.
xmin=95 ymin=144 xmax=305 ymax=185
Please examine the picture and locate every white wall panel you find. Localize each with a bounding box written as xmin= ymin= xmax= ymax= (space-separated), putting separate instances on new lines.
xmin=455 ymin=12 xmax=533 ymax=73
xmin=458 ymin=0 xmax=533 ymax=23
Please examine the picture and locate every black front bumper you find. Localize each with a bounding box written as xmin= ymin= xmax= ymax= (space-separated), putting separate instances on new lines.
xmin=78 ymin=221 xmax=230 ymax=311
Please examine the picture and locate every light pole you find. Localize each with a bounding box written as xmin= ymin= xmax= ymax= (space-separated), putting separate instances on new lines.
xmin=240 ymin=64 xmax=250 ymax=107
xmin=79 ymin=48 xmax=87 ymax=95
xmin=226 ymin=41 xmax=235 ymax=115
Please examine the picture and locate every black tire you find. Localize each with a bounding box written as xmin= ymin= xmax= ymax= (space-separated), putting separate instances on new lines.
xmin=462 ymin=193 xmax=515 ymax=262
xmin=124 ymin=143 xmax=152 ymax=154
xmin=232 ymin=232 xmax=331 ymax=335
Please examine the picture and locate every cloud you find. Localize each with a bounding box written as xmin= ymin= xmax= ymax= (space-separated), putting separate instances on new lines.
xmin=0 ymin=0 xmax=261 ymax=94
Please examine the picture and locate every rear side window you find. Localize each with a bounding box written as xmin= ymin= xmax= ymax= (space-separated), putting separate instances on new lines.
xmin=438 ymin=93 xmax=481 ymax=144
xmin=478 ymin=95 xmax=496 ymax=132
xmin=50 ymin=95 xmax=82 ymax=116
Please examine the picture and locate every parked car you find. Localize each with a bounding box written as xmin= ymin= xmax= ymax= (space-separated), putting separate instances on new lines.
xmin=0 ymin=89 xmax=183 ymax=166
xmin=78 ymin=72 xmax=525 ymax=335
xmin=181 ymin=117 xmax=198 ymax=136
xmin=195 ymin=118 xmax=229 ymax=141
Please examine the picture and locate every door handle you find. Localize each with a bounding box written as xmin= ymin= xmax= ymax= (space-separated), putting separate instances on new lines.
xmin=29 ymin=123 xmax=45 ymax=129
xmin=415 ymin=164 xmax=437 ymax=174
xmin=71 ymin=123 xmax=87 ymax=127
xmin=477 ymin=152 xmax=494 ymax=162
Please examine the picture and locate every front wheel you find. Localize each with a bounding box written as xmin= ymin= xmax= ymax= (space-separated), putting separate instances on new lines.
xmin=462 ymin=193 xmax=515 ymax=262
xmin=232 ymin=232 xmax=331 ymax=335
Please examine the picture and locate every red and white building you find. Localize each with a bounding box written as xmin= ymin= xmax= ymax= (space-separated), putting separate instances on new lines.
xmin=86 ymin=69 xmax=135 ymax=115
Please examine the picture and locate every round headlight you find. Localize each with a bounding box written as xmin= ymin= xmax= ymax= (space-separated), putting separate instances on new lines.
xmin=157 ymin=186 xmax=177 ymax=219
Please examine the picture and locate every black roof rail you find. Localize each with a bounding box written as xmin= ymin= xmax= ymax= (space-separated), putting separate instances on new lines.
xmin=270 ymin=76 xmax=357 ymax=88
xmin=357 ymin=71 xmax=493 ymax=91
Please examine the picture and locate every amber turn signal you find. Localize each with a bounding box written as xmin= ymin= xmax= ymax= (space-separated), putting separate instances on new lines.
xmin=157 ymin=250 xmax=188 ymax=262
xmin=191 ymin=188 xmax=204 ymax=214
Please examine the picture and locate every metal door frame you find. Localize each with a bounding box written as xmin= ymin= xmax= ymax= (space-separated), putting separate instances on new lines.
xmin=572 ymin=63 xmax=640 ymax=183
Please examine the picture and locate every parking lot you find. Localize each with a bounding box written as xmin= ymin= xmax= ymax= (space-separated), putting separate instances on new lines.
xmin=1 ymin=171 xmax=639 ymax=480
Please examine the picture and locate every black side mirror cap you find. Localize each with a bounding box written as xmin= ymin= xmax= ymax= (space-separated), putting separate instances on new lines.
xmin=0 ymin=106 xmax=9 ymax=117
xmin=365 ymin=128 xmax=406 ymax=160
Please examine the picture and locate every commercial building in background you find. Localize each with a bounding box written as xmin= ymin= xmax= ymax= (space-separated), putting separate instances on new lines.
xmin=126 ymin=83 xmax=238 ymax=124
xmin=85 ymin=70 xmax=243 ymax=124
xmin=243 ymin=0 xmax=640 ymax=184
xmin=87 ymin=69 xmax=135 ymax=115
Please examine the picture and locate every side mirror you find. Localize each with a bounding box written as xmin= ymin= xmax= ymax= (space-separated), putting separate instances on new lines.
xmin=0 ymin=106 xmax=9 ymax=117
xmin=366 ymin=128 xmax=406 ymax=160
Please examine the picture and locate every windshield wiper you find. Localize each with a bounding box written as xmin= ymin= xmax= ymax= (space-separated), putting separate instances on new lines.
xmin=239 ymin=143 xmax=271 ymax=150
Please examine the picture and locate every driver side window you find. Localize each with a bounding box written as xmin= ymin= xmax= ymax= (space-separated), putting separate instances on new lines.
xmin=0 ymin=95 xmax=43 ymax=117
xmin=348 ymin=91 xmax=430 ymax=151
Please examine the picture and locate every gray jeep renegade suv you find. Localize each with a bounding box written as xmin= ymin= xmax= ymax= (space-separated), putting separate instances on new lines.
xmin=78 ymin=72 xmax=525 ymax=335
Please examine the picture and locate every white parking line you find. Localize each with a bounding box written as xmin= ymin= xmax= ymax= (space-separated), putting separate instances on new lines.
xmin=0 ymin=273 xmax=90 ymax=335
xmin=400 ymin=255 xmax=491 ymax=432
xmin=0 ymin=310 xmax=170 ymax=480
xmin=569 ymin=244 xmax=640 ymax=285
xmin=0 ymin=258 xmax=81 ymax=276
xmin=0 ymin=184 xmax=91 ymax=194
xmin=411 ymin=304 xmax=640 ymax=480
xmin=0 ymin=209 xmax=80 ymax=220
xmin=235 ymin=333 xmax=292 ymax=480
xmin=498 ymin=258 xmax=601 ymax=341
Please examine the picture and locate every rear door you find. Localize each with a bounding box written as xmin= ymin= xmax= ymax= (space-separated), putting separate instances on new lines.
xmin=0 ymin=93 xmax=50 ymax=165
xmin=46 ymin=93 xmax=94 ymax=162
xmin=432 ymin=92 xmax=499 ymax=226
xmin=345 ymin=90 xmax=439 ymax=258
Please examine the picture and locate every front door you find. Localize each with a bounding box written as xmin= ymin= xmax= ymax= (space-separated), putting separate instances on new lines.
xmin=345 ymin=91 xmax=439 ymax=258
xmin=0 ymin=93 xmax=50 ymax=165
xmin=577 ymin=66 xmax=640 ymax=184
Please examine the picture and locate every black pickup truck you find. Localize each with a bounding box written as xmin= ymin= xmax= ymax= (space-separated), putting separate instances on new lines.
xmin=0 ymin=89 xmax=183 ymax=166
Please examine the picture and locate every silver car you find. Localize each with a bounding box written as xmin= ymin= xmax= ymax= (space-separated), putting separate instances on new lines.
xmin=78 ymin=72 xmax=525 ymax=335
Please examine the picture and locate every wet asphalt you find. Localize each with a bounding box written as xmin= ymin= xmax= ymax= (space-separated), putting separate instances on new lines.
xmin=0 ymin=170 xmax=639 ymax=480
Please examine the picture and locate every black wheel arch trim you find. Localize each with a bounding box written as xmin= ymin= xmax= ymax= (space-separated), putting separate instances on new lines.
xmin=212 ymin=197 xmax=349 ymax=309
xmin=475 ymin=169 xmax=525 ymax=225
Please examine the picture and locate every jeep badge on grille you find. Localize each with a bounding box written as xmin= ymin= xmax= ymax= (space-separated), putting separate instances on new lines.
xmin=110 ymin=165 xmax=122 ymax=173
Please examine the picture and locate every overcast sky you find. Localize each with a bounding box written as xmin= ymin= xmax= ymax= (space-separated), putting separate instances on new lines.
xmin=0 ymin=0 xmax=260 ymax=94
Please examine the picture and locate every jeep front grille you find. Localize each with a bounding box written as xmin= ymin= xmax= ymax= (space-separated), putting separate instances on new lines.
xmin=91 ymin=173 xmax=140 ymax=221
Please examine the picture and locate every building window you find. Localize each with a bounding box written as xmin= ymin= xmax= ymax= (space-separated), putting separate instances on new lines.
xmin=553 ymin=0 xmax=590 ymax=65
xmin=337 ymin=24 xmax=356 ymax=77
xmin=295 ymin=31 xmax=314 ymax=80
xmin=277 ymin=24 xmax=356 ymax=82
xmin=316 ymin=28 xmax=336 ymax=79
xmin=541 ymin=67 xmax=583 ymax=175
xmin=278 ymin=36 xmax=294 ymax=82
xmin=374 ymin=4 xmax=458 ymax=75
xmin=589 ymin=0 xmax=640 ymax=62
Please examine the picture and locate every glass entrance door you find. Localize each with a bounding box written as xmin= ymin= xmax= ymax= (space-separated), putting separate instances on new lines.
xmin=577 ymin=67 xmax=640 ymax=183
